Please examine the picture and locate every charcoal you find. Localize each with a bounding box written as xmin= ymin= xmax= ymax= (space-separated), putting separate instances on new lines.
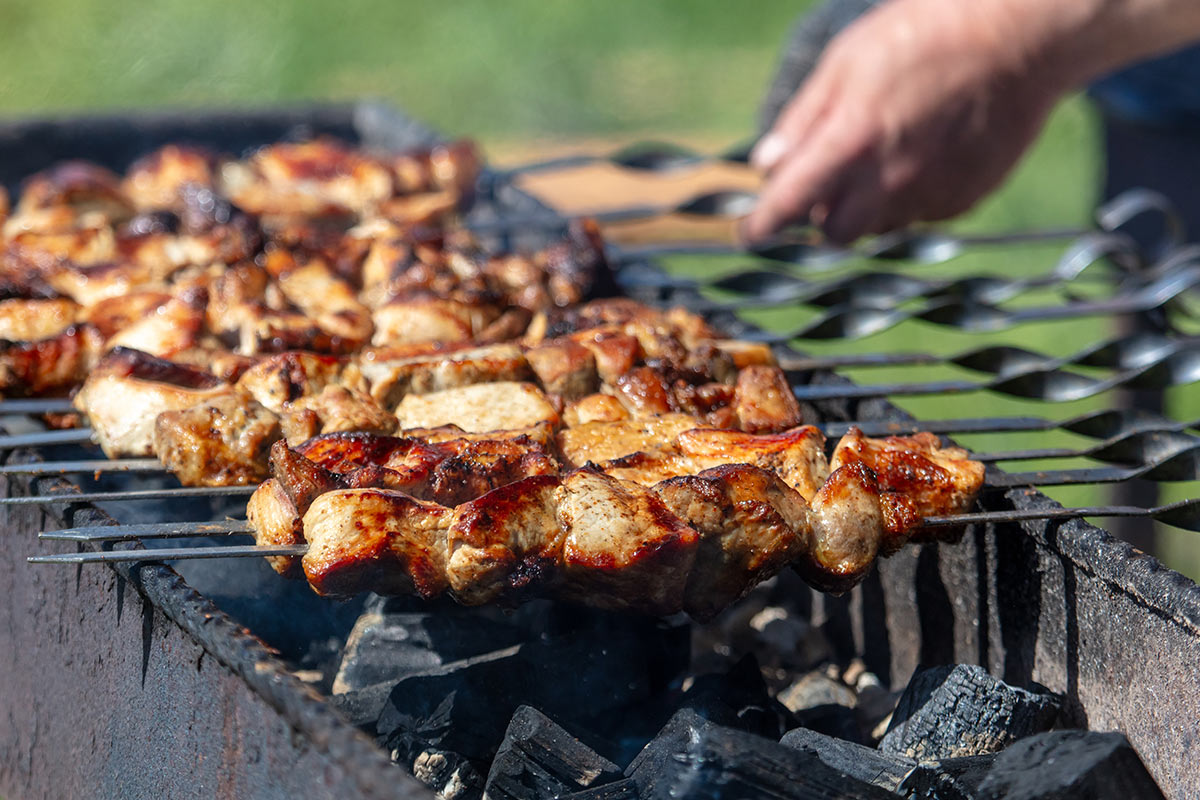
xmin=780 ymin=727 xmax=915 ymax=792
xmin=378 ymin=629 xmax=661 ymax=763
xmin=483 ymin=706 xmax=621 ymax=800
xmin=790 ymin=703 xmax=864 ymax=744
xmin=625 ymin=709 xmax=718 ymax=800
xmin=880 ymin=664 xmax=1062 ymax=760
xmin=896 ymin=754 xmax=995 ymax=799
xmin=681 ymin=654 xmax=791 ymax=738
xmin=976 ymin=730 xmax=1165 ymax=800
xmin=328 ymin=681 xmax=399 ymax=728
xmin=558 ymin=777 xmax=639 ymax=800
xmin=637 ymin=718 xmax=901 ymax=799
xmin=405 ymin=741 xmax=486 ymax=800
xmin=333 ymin=609 xmax=525 ymax=694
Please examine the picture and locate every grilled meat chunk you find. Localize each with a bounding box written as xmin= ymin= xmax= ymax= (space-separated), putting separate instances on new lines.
xmin=654 ymin=464 xmax=812 ymax=619
xmin=104 ymin=285 xmax=207 ymax=358
xmin=236 ymin=351 xmax=365 ymax=414
xmin=246 ymin=477 xmax=305 ymax=577
xmin=799 ymin=461 xmax=887 ymax=593
xmin=733 ymin=365 xmax=804 ymax=433
xmin=371 ymin=298 xmax=497 ymax=346
xmin=73 ymin=347 xmax=230 ymax=457
xmin=359 ymin=342 xmax=531 ymax=409
xmin=0 ymin=325 xmax=104 ymax=397
xmin=303 ymin=488 xmax=452 ymax=597
xmin=153 ymin=392 xmax=281 ymax=485
xmin=0 ymin=298 xmax=80 ymax=340
xmin=445 ymin=475 xmax=565 ymax=605
xmin=393 ymin=381 xmax=559 ymax=433
xmin=525 ymin=338 xmax=598 ymax=400
xmin=831 ymin=427 xmax=985 ymax=544
xmin=556 ymin=469 xmax=700 ymax=615
xmin=279 ymin=385 xmax=398 ymax=446
xmin=558 ymin=414 xmax=704 ymax=469
xmin=675 ymin=426 xmax=830 ymax=502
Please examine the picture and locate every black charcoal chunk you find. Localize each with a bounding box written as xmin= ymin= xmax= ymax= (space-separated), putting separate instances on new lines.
xmin=681 ymin=654 xmax=791 ymax=738
xmin=333 ymin=609 xmax=525 ymax=694
xmin=558 ymin=777 xmax=639 ymax=800
xmin=643 ymin=721 xmax=901 ymax=800
xmin=625 ymin=710 xmax=718 ymax=800
xmin=378 ymin=629 xmax=659 ymax=763
xmin=976 ymin=730 xmax=1165 ymax=800
xmin=781 ymin=727 xmax=915 ymax=792
xmin=880 ymin=664 xmax=1062 ymax=760
xmin=791 ymin=703 xmax=863 ymax=743
xmin=484 ymin=706 xmax=621 ymax=800
xmin=896 ymin=754 xmax=995 ymax=800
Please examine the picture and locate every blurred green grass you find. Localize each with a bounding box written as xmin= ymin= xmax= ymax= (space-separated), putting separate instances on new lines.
xmin=1 ymin=1 xmax=1194 ymax=577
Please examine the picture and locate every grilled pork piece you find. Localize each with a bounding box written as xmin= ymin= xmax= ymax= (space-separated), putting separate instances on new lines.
xmin=153 ymin=392 xmax=281 ymax=485
xmin=0 ymin=298 xmax=80 ymax=340
xmin=121 ymin=145 xmax=219 ymax=211
xmin=0 ymin=325 xmax=105 ymax=397
xmin=235 ymin=351 xmax=366 ymax=414
xmin=558 ymin=414 xmax=703 ymax=467
xmin=279 ymin=385 xmax=398 ymax=446
xmin=266 ymin=250 xmax=373 ymax=350
xmin=393 ymin=381 xmax=559 ymax=432
xmin=831 ymin=428 xmax=986 ymax=546
xmin=73 ymin=347 xmax=230 ymax=456
xmin=371 ymin=297 xmax=498 ymax=346
xmin=104 ymin=285 xmax=207 ymax=358
xmin=266 ymin=457 xmax=891 ymax=616
xmin=359 ymin=342 xmax=531 ymax=409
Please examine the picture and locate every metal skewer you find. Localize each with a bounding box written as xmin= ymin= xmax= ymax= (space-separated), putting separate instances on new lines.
xmin=0 ymin=485 xmax=257 ymax=505
xmin=39 ymin=520 xmax=254 ymax=541
xmin=29 ymin=496 xmax=1200 ymax=566
xmin=0 ymin=458 xmax=163 ymax=476
xmin=28 ymin=544 xmax=307 ymax=564
xmin=0 ymin=398 xmax=78 ymax=415
xmin=0 ymin=428 xmax=94 ymax=450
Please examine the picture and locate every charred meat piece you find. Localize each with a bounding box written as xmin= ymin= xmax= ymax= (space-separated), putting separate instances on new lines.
xmin=73 ymin=347 xmax=230 ymax=456
xmin=267 ymin=250 xmax=373 ymax=350
xmin=654 ymin=463 xmax=812 ymax=619
xmin=82 ymin=291 xmax=172 ymax=339
xmin=371 ymin=297 xmax=498 ymax=347
xmin=153 ymin=392 xmax=282 ymax=485
xmin=236 ymin=351 xmax=365 ymax=414
xmin=393 ymin=381 xmax=559 ymax=433
xmin=831 ymin=428 xmax=985 ymax=545
xmin=246 ymin=477 xmax=306 ymax=577
xmin=121 ymin=145 xmax=219 ymax=212
xmin=732 ymin=365 xmax=804 ymax=433
xmin=525 ymin=338 xmax=598 ymax=400
xmin=302 ymin=488 xmax=452 ymax=597
xmin=676 ymin=426 xmax=830 ymax=502
xmin=280 ymin=385 xmax=398 ymax=446
xmin=104 ymin=285 xmax=207 ymax=358
xmin=0 ymin=324 xmax=104 ymax=397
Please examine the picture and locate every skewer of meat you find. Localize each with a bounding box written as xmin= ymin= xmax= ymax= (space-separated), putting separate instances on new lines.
xmin=247 ymin=425 xmax=983 ymax=618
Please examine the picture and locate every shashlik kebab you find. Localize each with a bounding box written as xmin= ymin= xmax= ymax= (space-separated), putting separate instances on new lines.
xmin=245 ymin=420 xmax=983 ymax=618
xmin=70 ymin=298 xmax=805 ymax=485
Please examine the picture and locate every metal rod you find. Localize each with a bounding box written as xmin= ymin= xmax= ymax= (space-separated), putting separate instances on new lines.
xmin=0 ymin=485 xmax=257 ymax=505
xmin=28 ymin=544 xmax=307 ymax=564
xmin=0 ymin=428 xmax=94 ymax=450
xmin=31 ymin=496 xmax=1200 ymax=566
xmin=0 ymin=398 xmax=77 ymax=415
xmin=39 ymin=520 xmax=254 ymax=541
xmin=0 ymin=458 xmax=163 ymax=476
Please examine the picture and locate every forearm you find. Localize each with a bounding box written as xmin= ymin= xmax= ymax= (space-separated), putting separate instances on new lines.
xmin=986 ymin=0 xmax=1200 ymax=90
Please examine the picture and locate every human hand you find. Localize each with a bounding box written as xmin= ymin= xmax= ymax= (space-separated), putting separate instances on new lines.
xmin=741 ymin=0 xmax=1068 ymax=244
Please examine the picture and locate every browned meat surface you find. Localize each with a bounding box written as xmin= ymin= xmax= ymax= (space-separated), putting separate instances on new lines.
xmin=280 ymin=385 xmax=397 ymax=446
xmin=393 ymin=381 xmax=559 ymax=432
xmin=104 ymin=285 xmax=207 ymax=358
xmin=73 ymin=347 xmax=230 ymax=456
xmin=121 ymin=145 xmax=219 ymax=211
xmin=246 ymin=478 xmax=305 ymax=577
xmin=525 ymin=338 xmax=598 ymax=400
xmin=831 ymin=427 xmax=985 ymax=544
xmin=359 ymin=342 xmax=530 ymax=409
xmin=0 ymin=298 xmax=79 ymax=340
xmin=557 ymin=414 xmax=701 ymax=468
xmin=82 ymin=291 xmax=172 ymax=339
xmin=153 ymin=392 xmax=281 ymax=485
xmin=733 ymin=365 xmax=804 ymax=433
xmin=371 ymin=298 xmax=497 ymax=347
xmin=235 ymin=351 xmax=364 ymax=414
xmin=0 ymin=324 xmax=104 ymax=397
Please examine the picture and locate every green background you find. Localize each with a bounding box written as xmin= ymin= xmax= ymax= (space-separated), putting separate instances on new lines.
xmin=1 ymin=0 xmax=1195 ymax=576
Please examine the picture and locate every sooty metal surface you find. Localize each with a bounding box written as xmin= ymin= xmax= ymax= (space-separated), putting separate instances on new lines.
xmin=0 ymin=103 xmax=1198 ymax=800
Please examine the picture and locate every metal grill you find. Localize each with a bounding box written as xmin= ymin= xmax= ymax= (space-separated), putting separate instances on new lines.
xmin=3 ymin=103 xmax=1200 ymax=799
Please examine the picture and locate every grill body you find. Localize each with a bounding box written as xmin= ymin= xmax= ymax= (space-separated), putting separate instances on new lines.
xmin=0 ymin=103 xmax=1197 ymax=799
